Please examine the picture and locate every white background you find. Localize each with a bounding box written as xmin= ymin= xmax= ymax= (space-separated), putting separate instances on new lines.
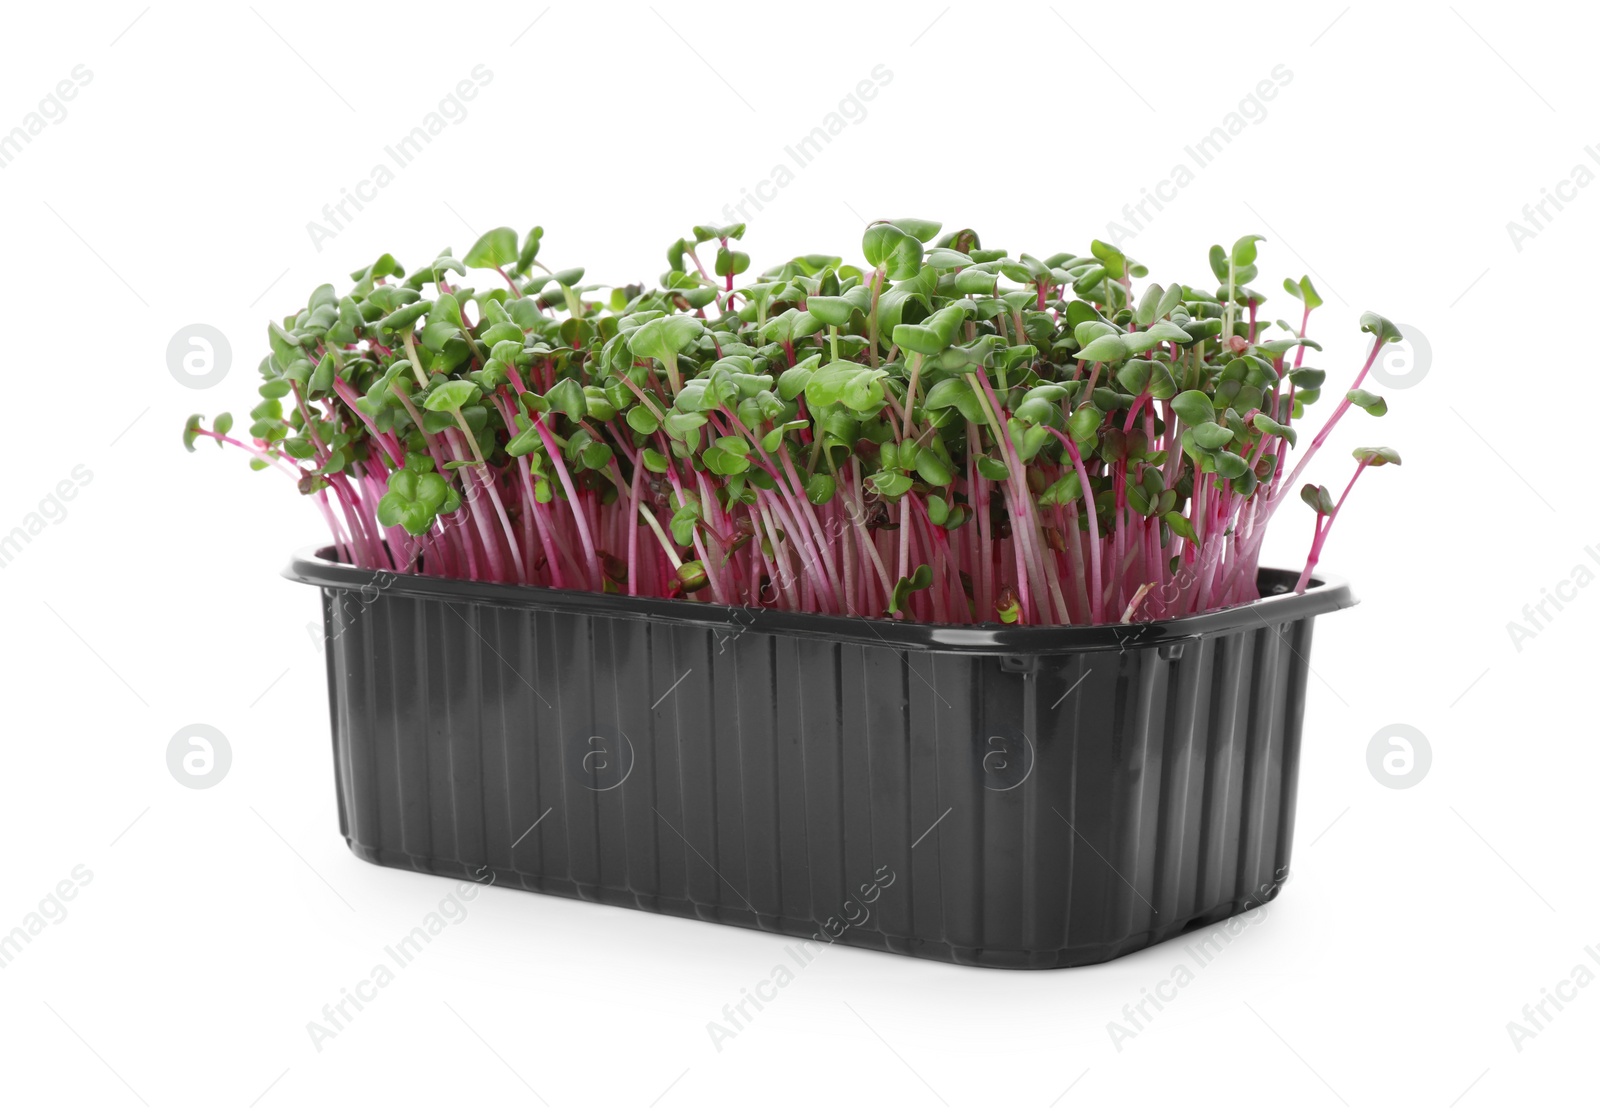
xmin=1 ymin=2 xmax=1594 ymax=1110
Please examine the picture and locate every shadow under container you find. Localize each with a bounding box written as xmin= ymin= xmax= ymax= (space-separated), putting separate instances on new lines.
xmin=287 ymin=548 xmax=1353 ymax=970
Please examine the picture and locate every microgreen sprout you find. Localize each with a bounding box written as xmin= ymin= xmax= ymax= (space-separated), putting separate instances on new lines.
xmin=189 ymin=222 xmax=1400 ymax=624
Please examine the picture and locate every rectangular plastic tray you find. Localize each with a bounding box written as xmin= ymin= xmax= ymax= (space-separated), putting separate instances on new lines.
xmin=287 ymin=548 xmax=1353 ymax=969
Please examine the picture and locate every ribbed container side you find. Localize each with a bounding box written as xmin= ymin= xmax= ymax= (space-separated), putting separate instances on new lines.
xmin=306 ymin=565 xmax=1341 ymax=970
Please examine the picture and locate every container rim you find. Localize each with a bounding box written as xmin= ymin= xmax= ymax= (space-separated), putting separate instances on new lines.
xmin=285 ymin=546 xmax=1354 ymax=653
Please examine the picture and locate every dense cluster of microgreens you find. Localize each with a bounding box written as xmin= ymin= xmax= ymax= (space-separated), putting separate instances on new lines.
xmin=187 ymin=220 xmax=1399 ymax=625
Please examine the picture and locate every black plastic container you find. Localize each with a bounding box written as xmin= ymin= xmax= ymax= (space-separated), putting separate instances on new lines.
xmin=287 ymin=548 xmax=1353 ymax=969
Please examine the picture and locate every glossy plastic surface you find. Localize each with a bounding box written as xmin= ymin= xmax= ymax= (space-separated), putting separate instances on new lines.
xmin=287 ymin=548 xmax=1355 ymax=968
